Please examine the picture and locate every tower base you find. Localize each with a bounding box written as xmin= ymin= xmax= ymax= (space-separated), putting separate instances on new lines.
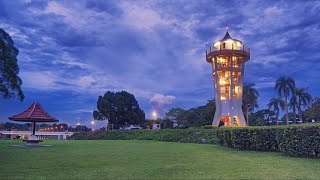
xmin=212 ymin=113 xmax=247 ymax=127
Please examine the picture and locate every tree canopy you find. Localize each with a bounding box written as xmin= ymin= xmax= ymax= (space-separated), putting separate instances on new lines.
xmin=165 ymin=99 xmax=215 ymax=127
xmin=0 ymin=28 xmax=24 ymax=100
xmin=275 ymin=76 xmax=295 ymax=124
xmin=93 ymin=91 xmax=145 ymax=127
xmin=242 ymin=83 xmax=259 ymax=124
xmin=250 ymin=109 xmax=275 ymax=126
xmin=305 ymin=97 xmax=320 ymax=122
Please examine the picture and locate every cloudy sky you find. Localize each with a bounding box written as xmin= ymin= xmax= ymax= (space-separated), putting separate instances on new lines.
xmin=0 ymin=0 xmax=320 ymax=126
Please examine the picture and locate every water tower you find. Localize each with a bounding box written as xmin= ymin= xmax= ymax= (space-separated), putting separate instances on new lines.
xmin=206 ymin=29 xmax=250 ymax=126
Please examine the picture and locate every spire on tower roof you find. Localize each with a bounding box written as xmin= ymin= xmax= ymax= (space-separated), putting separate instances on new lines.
xmin=222 ymin=28 xmax=232 ymax=41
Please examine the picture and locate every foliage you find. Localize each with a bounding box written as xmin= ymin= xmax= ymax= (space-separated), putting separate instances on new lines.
xmin=0 ymin=122 xmax=31 ymax=131
xmin=164 ymin=107 xmax=185 ymax=122
xmin=295 ymin=87 xmax=312 ymax=122
xmin=216 ymin=124 xmax=320 ymax=158
xmin=242 ymin=83 xmax=259 ymax=124
xmin=72 ymin=128 xmax=217 ymax=144
xmin=267 ymin=97 xmax=285 ymax=124
xmin=93 ymin=91 xmax=145 ymax=127
xmin=305 ymin=97 xmax=320 ymax=122
xmin=249 ymin=109 xmax=275 ymax=126
xmin=168 ymin=99 xmax=215 ymax=127
xmin=0 ymin=28 xmax=24 ymax=100
xmin=275 ymin=76 xmax=296 ymax=124
xmin=160 ymin=118 xmax=174 ymax=129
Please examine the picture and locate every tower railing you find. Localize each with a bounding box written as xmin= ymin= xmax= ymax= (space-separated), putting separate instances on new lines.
xmin=206 ymin=44 xmax=250 ymax=56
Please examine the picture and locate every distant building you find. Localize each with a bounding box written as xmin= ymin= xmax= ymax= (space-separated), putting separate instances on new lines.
xmin=122 ymin=125 xmax=142 ymax=130
xmin=152 ymin=123 xmax=161 ymax=130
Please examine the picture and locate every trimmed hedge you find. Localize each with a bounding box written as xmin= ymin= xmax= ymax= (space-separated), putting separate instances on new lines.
xmin=216 ymin=124 xmax=320 ymax=158
xmin=72 ymin=128 xmax=217 ymax=144
xmin=72 ymin=124 xmax=320 ymax=158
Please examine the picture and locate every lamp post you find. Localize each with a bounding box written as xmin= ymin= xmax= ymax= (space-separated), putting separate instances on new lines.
xmin=91 ymin=121 xmax=95 ymax=131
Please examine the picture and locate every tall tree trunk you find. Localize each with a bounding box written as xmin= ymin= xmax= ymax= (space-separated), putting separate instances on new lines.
xmin=246 ymin=104 xmax=249 ymax=126
xmin=293 ymin=108 xmax=296 ymax=124
xmin=298 ymin=101 xmax=303 ymax=122
xmin=285 ymin=91 xmax=289 ymax=125
xmin=276 ymin=113 xmax=279 ymax=126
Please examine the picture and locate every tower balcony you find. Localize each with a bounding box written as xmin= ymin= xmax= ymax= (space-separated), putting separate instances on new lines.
xmin=206 ymin=45 xmax=250 ymax=63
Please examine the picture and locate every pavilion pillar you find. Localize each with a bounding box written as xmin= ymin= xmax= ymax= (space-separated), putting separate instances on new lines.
xmin=32 ymin=122 xmax=36 ymax=135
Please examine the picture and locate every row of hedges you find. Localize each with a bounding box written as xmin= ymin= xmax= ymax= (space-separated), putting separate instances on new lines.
xmin=216 ymin=124 xmax=320 ymax=158
xmin=72 ymin=128 xmax=217 ymax=144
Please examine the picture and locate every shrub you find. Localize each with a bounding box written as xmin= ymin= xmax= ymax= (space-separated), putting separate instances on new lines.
xmin=72 ymin=128 xmax=217 ymax=144
xmin=216 ymin=124 xmax=320 ymax=158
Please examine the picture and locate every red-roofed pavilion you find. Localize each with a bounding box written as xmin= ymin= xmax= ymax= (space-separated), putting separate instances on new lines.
xmin=9 ymin=102 xmax=59 ymax=137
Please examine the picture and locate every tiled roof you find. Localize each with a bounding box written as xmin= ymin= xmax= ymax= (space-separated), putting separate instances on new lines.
xmin=9 ymin=102 xmax=59 ymax=122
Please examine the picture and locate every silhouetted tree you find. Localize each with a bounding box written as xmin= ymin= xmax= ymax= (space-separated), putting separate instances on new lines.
xmin=242 ymin=83 xmax=259 ymax=125
xmin=93 ymin=91 xmax=145 ymax=127
xmin=275 ymin=76 xmax=295 ymax=125
xmin=267 ymin=97 xmax=285 ymax=125
xmin=295 ymin=87 xmax=312 ymax=122
xmin=0 ymin=28 xmax=24 ymax=100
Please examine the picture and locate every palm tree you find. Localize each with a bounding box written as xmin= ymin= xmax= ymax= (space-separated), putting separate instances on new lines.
xmin=295 ymin=88 xmax=312 ymax=122
xmin=275 ymin=76 xmax=295 ymax=125
xmin=290 ymin=88 xmax=298 ymax=123
xmin=267 ymin=98 xmax=285 ymax=125
xmin=242 ymin=83 xmax=259 ymax=125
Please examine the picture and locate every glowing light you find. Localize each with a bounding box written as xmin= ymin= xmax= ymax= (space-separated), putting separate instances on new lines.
xmin=91 ymin=121 xmax=95 ymax=125
xmin=235 ymin=86 xmax=239 ymax=94
xmin=152 ymin=111 xmax=157 ymax=119
xmin=219 ymin=79 xmax=226 ymax=85
xmin=77 ymin=123 xmax=80 ymax=126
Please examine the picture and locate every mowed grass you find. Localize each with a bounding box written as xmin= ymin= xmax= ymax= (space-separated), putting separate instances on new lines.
xmin=1 ymin=140 xmax=320 ymax=180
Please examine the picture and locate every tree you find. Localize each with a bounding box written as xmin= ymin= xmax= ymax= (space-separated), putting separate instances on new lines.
xmin=275 ymin=76 xmax=295 ymax=125
xmin=93 ymin=91 xmax=145 ymax=127
xmin=171 ymin=99 xmax=215 ymax=127
xmin=295 ymin=87 xmax=312 ymax=122
xmin=0 ymin=28 xmax=24 ymax=100
xmin=305 ymin=97 xmax=320 ymax=122
xmin=242 ymin=83 xmax=259 ymax=125
xmin=165 ymin=108 xmax=186 ymax=123
xmin=160 ymin=118 xmax=174 ymax=129
xmin=250 ymin=109 xmax=275 ymax=126
xmin=267 ymin=97 xmax=285 ymax=125
xmin=290 ymin=88 xmax=299 ymax=123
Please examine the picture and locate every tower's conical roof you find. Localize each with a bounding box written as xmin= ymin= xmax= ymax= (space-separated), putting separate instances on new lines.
xmin=221 ymin=31 xmax=232 ymax=41
xmin=213 ymin=29 xmax=243 ymax=49
xmin=8 ymin=102 xmax=59 ymax=122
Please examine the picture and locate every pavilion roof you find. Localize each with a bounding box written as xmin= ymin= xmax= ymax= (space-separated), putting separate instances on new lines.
xmin=8 ymin=102 xmax=59 ymax=122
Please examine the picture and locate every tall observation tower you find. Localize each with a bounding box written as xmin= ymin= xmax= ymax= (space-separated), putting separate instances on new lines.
xmin=206 ymin=29 xmax=250 ymax=127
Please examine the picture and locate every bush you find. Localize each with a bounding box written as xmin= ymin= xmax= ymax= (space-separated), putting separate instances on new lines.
xmin=216 ymin=124 xmax=320 ymax=158
xmin=72 ymin=128 xmax=217 ymax=144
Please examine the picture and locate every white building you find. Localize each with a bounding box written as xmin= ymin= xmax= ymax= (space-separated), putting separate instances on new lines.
xmin=205 ymin=30 xmax=250 ymax=126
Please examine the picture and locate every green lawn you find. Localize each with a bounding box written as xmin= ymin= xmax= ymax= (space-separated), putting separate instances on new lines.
xmin=0 ymin=140 xmax=320 ymax=179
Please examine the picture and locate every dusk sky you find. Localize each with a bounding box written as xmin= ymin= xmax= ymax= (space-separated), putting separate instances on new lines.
xmin=0 ymin=0 xmax=320 ymax=127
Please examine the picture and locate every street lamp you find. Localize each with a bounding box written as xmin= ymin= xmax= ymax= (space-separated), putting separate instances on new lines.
xmin=77 ymin=123 xmax=82 ymax=132
xmin=152 ymin=111 xmax=157 ymax=120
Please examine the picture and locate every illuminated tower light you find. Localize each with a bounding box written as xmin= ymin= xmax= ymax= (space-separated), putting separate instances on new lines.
xmin=206 ymin=29 xmax=250 ymax=127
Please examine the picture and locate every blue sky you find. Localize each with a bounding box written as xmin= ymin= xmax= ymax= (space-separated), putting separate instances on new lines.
xmin=0 ymin=0 xmax=320 ymax=127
